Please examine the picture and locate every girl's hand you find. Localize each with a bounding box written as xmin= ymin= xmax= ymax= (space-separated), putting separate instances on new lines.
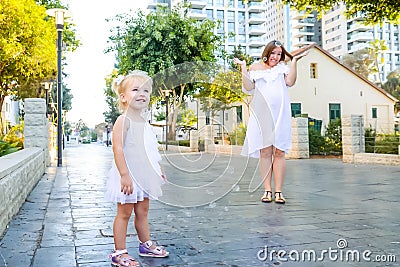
xmin=233 ymin=57 xmax=246 ymax=67
xmin=120 ymin=174 xmax=134 ymax=195
xmin=293 ymin=51 xmax=308 ymax=61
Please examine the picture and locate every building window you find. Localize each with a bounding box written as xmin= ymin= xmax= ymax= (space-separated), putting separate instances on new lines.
xmin=372 ymin=107 xmax=377 ymax=119
xmin=329 ymin=103 xmax=341 ymax=121
xmin=228 ymin=11 xmax=235 ymax=21
xmin=206 ymin=9 xmax=213 ymax=19
xmin=236 ymin=106 xmax=242 ymax=123
xmin=291 ymin=103 xmax=301 ymax=117
xmin=310 ymin=63 xmax=318 ymax=79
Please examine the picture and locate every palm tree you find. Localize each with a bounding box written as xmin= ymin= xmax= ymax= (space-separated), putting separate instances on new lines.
xmin=368 ymin=39 xmax=388 ymax=86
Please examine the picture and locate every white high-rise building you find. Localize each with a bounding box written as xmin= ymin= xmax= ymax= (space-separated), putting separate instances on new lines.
xmin=148 ymin=0 xmax=270 ymax=60
xmin=322 ymin=3 xmax=400 ymax=82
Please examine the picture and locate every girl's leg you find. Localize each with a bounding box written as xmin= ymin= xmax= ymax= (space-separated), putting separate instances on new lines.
xmin=114 ymin=203 xmax=135 ymax=250
xmin=272 ymin=147 xmax=286 ymax=202
xmin=112 ymin=203 xmax=139 ymax=266
xmin=133 ymin=198 xmax=150 ymax=243
xmin=260 ymin=146 xmax=273 ymax=192
xmin=134 ymin=198 xmax=169 ymax=257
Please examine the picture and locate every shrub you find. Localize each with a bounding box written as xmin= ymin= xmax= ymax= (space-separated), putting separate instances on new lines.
xmin=228 ymin=123 xmax=246 ymax=145
xmin=0 ymin=122 xmax=24 ymax=157
xmin=0 ymin=140 xmax=21 ymax=157
xmin=374 ymin=134 xmax=400 ymax=154
xmin=324 ymin=118 xmax=342 ymax=154
xmin=308 ymin=127 xmax=325 ymax=155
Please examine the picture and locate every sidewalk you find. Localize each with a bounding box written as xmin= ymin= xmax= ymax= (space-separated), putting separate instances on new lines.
xmin=0 ymin=143 xmax=399 ymax=267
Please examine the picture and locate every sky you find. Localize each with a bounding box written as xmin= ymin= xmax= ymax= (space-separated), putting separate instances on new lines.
xmin=63 ymin=0 xmax=149 ymax=128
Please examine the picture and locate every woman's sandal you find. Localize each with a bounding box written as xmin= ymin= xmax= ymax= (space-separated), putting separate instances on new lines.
xmin=138 ymin=240 xmax=169 ymax=258
xmin=261 ymin=191 xmax=273 ymax=203
xmin=274 ymin=192 xmax=286 ymax=204
xmin=109 ymin=249 xmax=140 ymax=267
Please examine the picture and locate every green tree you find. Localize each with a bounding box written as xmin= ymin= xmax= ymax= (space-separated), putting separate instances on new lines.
xmin=0 ymin=0 xmax=56 ymax=117
xmin=341 ymin=48 xmax=375 ymax=80
xmin=282 ymin=0 xmax=400 ymax=24
xmin=107 ymin=3 xmax=222 ymax=140
xmin=76 ymin=119 xmax=89 ymax=138
xmin=103 ymin=70 xmax=121 ymax=125
xmin=368 ymin=39 xmax=388 ymax=86
xmin=382 ymin=70 xmax=400 ymax=111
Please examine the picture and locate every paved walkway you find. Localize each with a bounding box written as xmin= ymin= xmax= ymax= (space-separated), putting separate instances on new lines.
xmin=0 ymin=143 xmax=399 ymax=267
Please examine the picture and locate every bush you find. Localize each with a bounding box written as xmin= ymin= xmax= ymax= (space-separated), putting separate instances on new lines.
xmin=228 ymin=123 xmax=247 ymax=145
xmin=0 ymin=140 xmax=21 ymax=157
xmin=0 ymin=122 xmax=24 ymax=157
xmin=374 ymin=134 xmax=400 ymax=154
xmin=324 ymin=118 xmax=342 ymax=154
xmin=365 ymin=128 xmax=376 ymax=153
xmin=162 ymin=140 xmax=190 ymax=147
xmin=308 ymin=127 xmax=325 ymax=155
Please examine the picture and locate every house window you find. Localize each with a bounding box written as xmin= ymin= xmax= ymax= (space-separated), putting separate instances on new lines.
xmin=329 ymin=103 xmax=341 ymax=121
xmin=372 ymin=107 xmax=377 ymax=119
xmin=236 ymin=106 xmax=243 ymax=123
xmin=310 ymin=63 xmax=318 ymax=79
xmin=291 ymin=103 xmax=301 ymax=117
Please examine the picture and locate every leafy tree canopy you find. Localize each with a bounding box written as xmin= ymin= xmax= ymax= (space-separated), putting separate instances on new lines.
xmin=281 ymin=0 xmax=400 ymax=24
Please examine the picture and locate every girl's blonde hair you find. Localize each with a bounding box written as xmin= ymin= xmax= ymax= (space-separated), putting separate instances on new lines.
xmin=113 ymin=70 xmax=153 ymax=111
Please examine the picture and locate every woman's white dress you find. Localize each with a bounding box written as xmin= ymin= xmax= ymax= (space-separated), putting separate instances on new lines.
xmin=241 ymin=62 xmax=292 ymax=158
xmin=105 ymin=117 xmax=165 ymax=204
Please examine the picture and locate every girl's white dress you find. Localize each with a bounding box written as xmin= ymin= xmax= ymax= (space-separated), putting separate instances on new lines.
xmin=241 ymin=62 xmax=292 ymax=158
xmin=105 ymin=116 xmax=165 ymax=204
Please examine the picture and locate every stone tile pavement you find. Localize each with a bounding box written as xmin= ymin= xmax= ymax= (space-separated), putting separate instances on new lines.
xmin=1 ymin=143 xmax=399 ymax=267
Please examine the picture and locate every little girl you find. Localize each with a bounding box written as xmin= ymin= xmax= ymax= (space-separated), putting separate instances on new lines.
xmin=105 ymin=70 xmax=169 ymax=267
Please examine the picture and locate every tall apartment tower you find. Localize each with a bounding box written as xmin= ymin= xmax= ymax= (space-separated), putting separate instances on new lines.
xmin=147 ymin=0 xmax=276 ymax=60
xmin=289 ymin=9 xmax=322 ymax=50
xmin=322 ymin=3 xmax=400 ymax=82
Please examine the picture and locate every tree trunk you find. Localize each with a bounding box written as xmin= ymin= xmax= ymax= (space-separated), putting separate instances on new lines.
xmin=0 ymin=95 xmax=5 ymax=135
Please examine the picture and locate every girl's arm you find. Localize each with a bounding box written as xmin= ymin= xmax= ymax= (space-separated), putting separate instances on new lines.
xmin=233 ymin=58 xmax=255 ymax=92
xmin=112 ymin=115 xmax=133 ymax=195
xmin=285 ymin=51 xmax=308 ymax=87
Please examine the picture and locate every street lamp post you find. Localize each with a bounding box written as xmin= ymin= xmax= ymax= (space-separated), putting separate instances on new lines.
xmin=163 ymin=90 xmax=172 ymax=151
xmin=46 ymin=8 xmax=70 ymax=167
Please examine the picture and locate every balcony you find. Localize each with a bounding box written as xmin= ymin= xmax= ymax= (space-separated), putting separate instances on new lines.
xmin=293 ymin=30 xmax=314 ymax=38
xmin=188 ymin=0 xmax=206 ymax=9
xmin=347 ymin=32 xmax=373 ymax=42
xmin=248 ymin=2 xmax=265 ymax=13
xmin=147 ymin=0 xmax=169 ymax=10
xmin=248 ymin=14 xmax=266 ymax=24
xmin=248 ymin=36 xmax=266 ymax=47
xmin=347 ymin=22 xmax=371 ymax=33
xmin=248 ymin=25 xmax=266 ymax=35
xmin=249 ymin=48 xmax=263 ymax=58
xmin=292 ymin=18 xmax=315 ymax=29
xmin=187 ymin=8 xmax=207 ymax=20
xmin=347 ymin=42 xmax=368 ymax=53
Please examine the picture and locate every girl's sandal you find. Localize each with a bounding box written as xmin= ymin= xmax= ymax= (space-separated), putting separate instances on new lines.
xmin=274 ymin=192 xmax=286 ymax=204
xmin=138 ymin=240 xmax=169 ymax=258
xmin=109 ymin=249 xmax=140 ymax=267
xmin=261 ymin=191 xmax=273 ymax=203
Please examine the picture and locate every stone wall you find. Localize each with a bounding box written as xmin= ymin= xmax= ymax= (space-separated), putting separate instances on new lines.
xmin=0 ymin=98 xmax=48 ymax=236
xmin=203 ymin=117 xmax=309 ymax=158
xmin=342 ymin=115 xmax=400 ymax=165
xmin=287 ymin=117 xmax=309 ymax=159
xmin=0 ymin=148 xmax=45 ymax=236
